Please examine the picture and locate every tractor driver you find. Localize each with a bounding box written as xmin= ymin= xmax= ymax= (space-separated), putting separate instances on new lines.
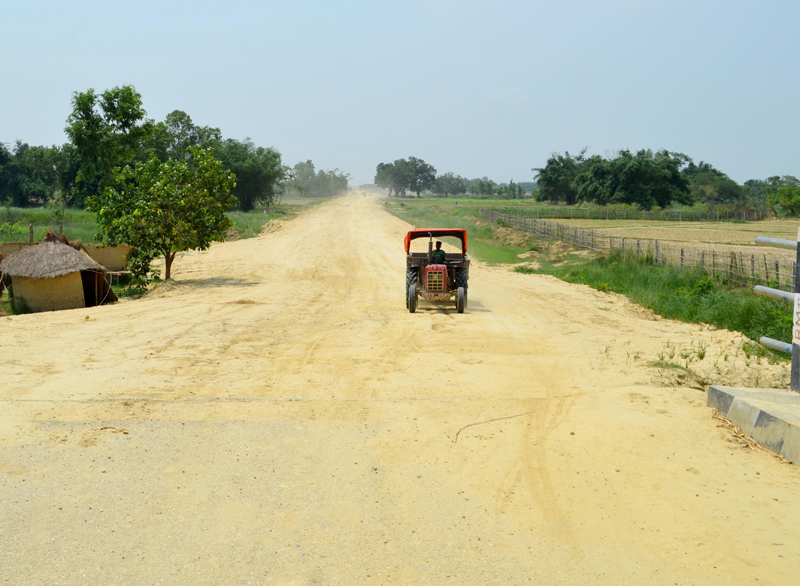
xmin=431 ymin=241 xmax=447 ymax=264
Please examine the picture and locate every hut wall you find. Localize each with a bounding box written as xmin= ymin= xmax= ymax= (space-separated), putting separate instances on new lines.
xmin=84 ymin=244 xmax=131 ymax=271
xmin=11 ymin=273 xmax=85 ymax=313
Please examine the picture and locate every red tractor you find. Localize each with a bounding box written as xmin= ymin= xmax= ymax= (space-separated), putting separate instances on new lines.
xmin=405 ymin=228 xmax=470 ymax=313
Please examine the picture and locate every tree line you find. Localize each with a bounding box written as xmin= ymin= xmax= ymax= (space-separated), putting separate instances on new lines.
xmin=374 ymin=157 xmax=529 ymax=199
xmin=534 ymin=148 xmax=799 ymax=213
xmin=374 ymin=150 xmax=798 ymax=214
xmin=0 ymin=85 xmax=349 ymax=212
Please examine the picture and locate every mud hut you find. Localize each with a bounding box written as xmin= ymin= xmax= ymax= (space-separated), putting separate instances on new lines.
xmin=0 ymin=232 xmax=117 ymax=313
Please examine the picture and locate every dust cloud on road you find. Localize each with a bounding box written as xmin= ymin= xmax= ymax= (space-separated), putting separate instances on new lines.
xmin=1 ymin=195 xmax=798 ymax=584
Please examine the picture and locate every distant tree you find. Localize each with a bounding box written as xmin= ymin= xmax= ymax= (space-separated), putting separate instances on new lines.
xmin=374 ymin=162 xmax=396 ymax=196
xmin=495 ymin=179 xmax=524 ymax=199
xmin=87 ymin=146 xmax=236 ymax=282
xmin=688 ymin=173 xmax=743 ymax=204
xmin=374 ymin=159 xmax=415 ymax=197
xmin=406 ymin=157 xmax=436 ymax=197
xmin=767 ymin=183 xmax=800 ymax=216
xmin=434 ymin=172 xmax=467 ymax=197
xmin=214 ymin=139 xmax=287 ymax=211
xmin=534 ymin=150 xmax=589 ymax=205
xmin=65 ymin=85 xmax=154 ymax=202
xmin=289 ymin=160 xmax=349 ymax=197
xmin=575 ymin=149 xmax=691 ymax=209
xmin=467 ymin=177 xmax=496 ymax=196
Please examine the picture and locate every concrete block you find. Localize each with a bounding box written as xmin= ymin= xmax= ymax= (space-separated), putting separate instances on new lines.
xmin=707 ymin=385 xmax=800 ymax=467
xmin=750 ymin=411 xmax=789 ymax=454
xmin=781 ymin=424 xmax=800 ymax=464
xmin=727 ymin=397 xmax=762 ymax=436
xmin=707 ymin=385 xmax=735 ymax=415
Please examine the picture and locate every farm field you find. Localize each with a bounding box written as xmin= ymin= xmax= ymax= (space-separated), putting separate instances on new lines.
xmin=1 ymin=195 xmax=799 ymax=584
xmin=555 ymin=217 xmax=800 ymax=260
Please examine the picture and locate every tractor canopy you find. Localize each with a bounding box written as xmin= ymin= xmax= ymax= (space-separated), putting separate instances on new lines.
xmin=404 ymin=229 xmax=468 ymax=255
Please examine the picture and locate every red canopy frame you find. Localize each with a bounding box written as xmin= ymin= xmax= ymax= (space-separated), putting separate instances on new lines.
xmin=404 ymin=229 xmax=468 ymax=255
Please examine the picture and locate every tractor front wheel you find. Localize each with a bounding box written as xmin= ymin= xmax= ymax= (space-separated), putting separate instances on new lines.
xmin=408 ymin=283 xmax=417 ymax=313
xmin=456 ymin=287 xmax=465 ymax=313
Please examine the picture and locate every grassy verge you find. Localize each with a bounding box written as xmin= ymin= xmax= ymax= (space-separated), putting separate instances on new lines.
xmin=0 ymin=198 xmax=330 ymax=245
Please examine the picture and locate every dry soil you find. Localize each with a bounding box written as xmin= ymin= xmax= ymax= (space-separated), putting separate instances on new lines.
xmin=1 ymin=196 xmax=798 ymax=585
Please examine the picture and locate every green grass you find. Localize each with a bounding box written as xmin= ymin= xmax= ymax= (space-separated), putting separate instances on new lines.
xmin=1 ymin=207 xmax=98 ymax=243
xmin=384 ymin=199 xmax=533 ymax=264
xmin=0 ymin=290 xmax=12 ymax=316
xmin=518 ymin=251 xmax=791 ymax=354
xmin=0 ymin=198 xmax=330 ymax=245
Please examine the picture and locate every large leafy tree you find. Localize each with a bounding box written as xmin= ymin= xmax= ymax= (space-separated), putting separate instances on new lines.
xmin=575 ymin=149 xmax=691 ymax=209
xmin=374 ymin=160 xmax=414 ymax=197
xmin=407 ymin=156 xmax=436 ymax=197
xmin=767 ymin=185 xmax=800 ymax=216
xmin=87 ymin=146 xmax=236 ymax=281
xmin=534 ymin=150 xmax=589 ymax=205
xmin=434 ymin=172 xmax=467 ymax=197
xmin=65 ymin=85 xmax=154 ymax=203
xmin=214 ymin=138 xmax=287 ymax=211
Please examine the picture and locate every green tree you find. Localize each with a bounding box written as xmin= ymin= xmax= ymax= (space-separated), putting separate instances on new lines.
xmin=434 ymin=172 xmax=467 ymax=197
xmin=534 ymin=150 xmax=589 ymax=205
xmin=65 ymin=85 xmax=154 ymax=203
xmin=495 ymin=179 xmax=524 ymax=199
xmin=767 ymin=185 xmax=800 ymax=216
xmin=87 ymin=146 xmax=236 ymax=281
xmin=288 ymin=160 xmax=349 ymax=197
xmin=407 ymin=156 xmax=436 ymax=197
xmin=467 ymin=177 xmax=496 ymax=196
xmin=575 ymin=149 xmax=691 ymax=209
xmin=214 ymin=139 xmax=287 ymax=211
xmin=374 ymin=160 xmax=414 ymax=197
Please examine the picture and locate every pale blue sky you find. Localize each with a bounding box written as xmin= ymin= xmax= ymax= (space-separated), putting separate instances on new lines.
xmin=2 ymin=0 xmax=798 ymax=185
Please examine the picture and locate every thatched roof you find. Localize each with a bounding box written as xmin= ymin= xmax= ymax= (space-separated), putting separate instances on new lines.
xmin=0 ymin=237 xmax=106 ymax=279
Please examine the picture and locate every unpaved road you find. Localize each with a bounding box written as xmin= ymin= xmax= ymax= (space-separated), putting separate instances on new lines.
xmin=1 ymin=195 xmax=799 ymax=585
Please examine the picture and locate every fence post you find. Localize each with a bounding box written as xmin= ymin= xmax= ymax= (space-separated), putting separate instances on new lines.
xmin=681 ymin=248 xmax=684 ymax=268
xmin=776 ymin=261 xmax=781 ymax=288
xmin=655 ymin=240 xmax=660 ymax=264
xmin=712 ymin=251 xmax=716 ymax=277
xmin=637 ymin=240 xmax=641 ymax=256
xmin=701 ymin=250 xmax=705 ymax=270
xmin=622 ymin=237 xmax=625 ymax=256
xmin=751 ymin=255 xmax=755 ymax=281
xmin=793 ymin=228 xmax=800 ymax=391
xmin=729 ymin=252 xmax=734 ymax=283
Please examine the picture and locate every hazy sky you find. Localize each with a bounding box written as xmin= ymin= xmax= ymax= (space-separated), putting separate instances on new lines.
xmin=2 ymin=0 xmax=798 ymax=186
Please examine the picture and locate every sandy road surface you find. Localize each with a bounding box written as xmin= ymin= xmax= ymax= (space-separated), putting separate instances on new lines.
xmin=1 ymin=196 xmax=799 ymax=585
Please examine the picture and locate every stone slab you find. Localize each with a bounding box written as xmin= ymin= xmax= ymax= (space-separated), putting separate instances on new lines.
xmin=708 ymin=385 xmax=800 ymax=464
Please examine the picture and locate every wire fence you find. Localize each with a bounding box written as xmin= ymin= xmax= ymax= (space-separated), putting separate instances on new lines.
xmin=481 ymin=209 xmax=798 ymax=293
xmin=488 ymin=207 xmax=768 ymax=223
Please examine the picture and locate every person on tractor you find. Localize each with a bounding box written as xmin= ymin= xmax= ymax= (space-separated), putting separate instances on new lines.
xmin=431 ymin=241 xmax=446 ymax=264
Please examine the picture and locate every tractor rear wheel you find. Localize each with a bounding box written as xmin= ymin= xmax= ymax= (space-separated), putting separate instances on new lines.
xmin=456 ymin=286 xmax=465 ymax=313
xmin=408 ymin=283 xmax=417 ymax=313
xmin=406 ymin=267 xmax=418 ymax=308
xmin=455 ymin=267 xmax=468 ymax=290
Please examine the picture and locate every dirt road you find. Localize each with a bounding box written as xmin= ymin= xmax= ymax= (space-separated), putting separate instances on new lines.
xmin=1 ymin=196 xmax=798 ymax=585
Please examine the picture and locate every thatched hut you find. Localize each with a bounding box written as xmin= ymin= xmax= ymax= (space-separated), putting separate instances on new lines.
xmin=0 ymin=232 xmax=117 ymax=313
